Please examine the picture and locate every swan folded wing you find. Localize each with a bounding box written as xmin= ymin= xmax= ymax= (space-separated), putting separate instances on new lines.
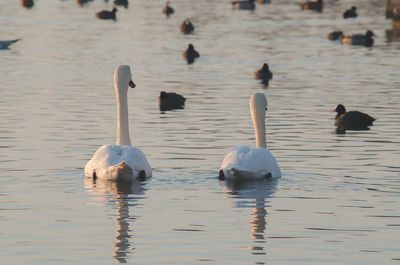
xmin=220 ymin=146 xmax=281 ymax=179
xmin=120 ymin=145 xmax=152 ymax=178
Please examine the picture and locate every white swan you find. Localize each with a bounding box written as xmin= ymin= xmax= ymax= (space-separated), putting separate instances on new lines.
xmin=85 ymin=65 xmax=152 ymax=180
xmin=219 ymin=93 xmax=281 ymax=180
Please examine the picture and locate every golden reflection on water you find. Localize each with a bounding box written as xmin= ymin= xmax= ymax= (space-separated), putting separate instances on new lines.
xmin=84 ymin=177 xmax=147 ymax=263
xmin=221 ymin=179 xmax=277 ymax=261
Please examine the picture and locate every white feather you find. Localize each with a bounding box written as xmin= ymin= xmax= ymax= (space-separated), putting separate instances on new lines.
xmin=85 ymin=65 xmax=152 ymax=180
xmin=219 ymin=93 xmax=281 ymax=179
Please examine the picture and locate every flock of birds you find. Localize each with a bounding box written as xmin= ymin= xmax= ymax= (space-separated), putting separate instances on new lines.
xmin=7 ymin=0 xmax=378 ymax=183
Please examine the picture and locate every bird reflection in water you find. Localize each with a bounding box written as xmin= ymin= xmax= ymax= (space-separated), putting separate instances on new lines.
xmin=220 ymin=178 xmax=277 ymax=259
xmin=84 ymin=177 xmax=147 ymax=263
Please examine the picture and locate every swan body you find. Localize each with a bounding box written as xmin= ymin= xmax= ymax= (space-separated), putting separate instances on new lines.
xmin=219 ymin=93 xmax=281 ymax=180
xmin=85 ymin=65 xmax=152 ymax=181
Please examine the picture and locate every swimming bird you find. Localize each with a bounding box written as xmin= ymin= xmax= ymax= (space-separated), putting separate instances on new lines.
xmin=180 ymin=19 xmax=194 ymax=34
xmin=75 ymin=0 xmax=94 ymax=6
xmin=327 ymin=31 xmax=344 ymax=40
xmin=158 ymin=91 xmax=186 ymax=111
xmin=341 ymin=30 xmax=375 ymax=47
xmin=232 ymin=0 xmax=256 ymax=10
xmin=162 ymin=1 xmax=174 ymax=17
xmin=333 ymin=104 xmax=375 ymax=131
xmin=20 ymin=0 xmax=34 ymax=8
xmin=0 ymin=39 xmax=20 ymax=49
xmin=96 ymin=7 xmax=118 ymax=20
xmin=85 ymin=65 xmax=152 ymax=181
xmin=300 ymin=0 xmax=323 ymax=12
xmin=254 ymin=63 xmax=273 ymax=86
xmin=114 ymin=0 xmax=128 ymax=9
xmin=343 ymin=6 xmax=357 ymax=18
xmin=182 ymin=44 xmax=200 ymax=64
xmin=219 ymin=93 xmax=281 ymax=180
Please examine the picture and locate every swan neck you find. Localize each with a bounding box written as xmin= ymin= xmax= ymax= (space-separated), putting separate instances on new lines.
xmin=251 ymin=104 xmax=266 ymax=149
xmin=116 ymin=88 xmax=131 ymax=146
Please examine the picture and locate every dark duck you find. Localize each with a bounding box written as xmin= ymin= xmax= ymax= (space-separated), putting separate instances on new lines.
xmin=254 ymin=63 xmax=273 ymax=86
xmin=159 ymin=91 xmax=186 ymax=111
xmin=333 ymin=104 xmax=375 ymax=131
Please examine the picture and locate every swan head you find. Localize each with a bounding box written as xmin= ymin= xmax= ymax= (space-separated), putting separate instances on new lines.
xmin=114 ymin=65 xmax=135 ymax=93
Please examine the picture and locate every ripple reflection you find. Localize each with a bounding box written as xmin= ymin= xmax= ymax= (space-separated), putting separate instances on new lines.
xmin=84 ymin=177 xmax=147 ymax=263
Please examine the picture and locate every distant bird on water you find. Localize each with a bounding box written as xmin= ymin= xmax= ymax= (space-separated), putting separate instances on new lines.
xmin=343 ymin=6 xmax=357 ymax=18
xmin=254 ymin=63 xmax=273 ymax=86
xmin=180 ymin=19 xmax=194 ymax=34
xmin=182 ymin=44 xmax=200 ymax=64
xmin=96 ymin=8 xmax=118 ymax=20
xmin=341 ymin=30 xmax=375 ymax=47
xmin=20 ymin=0 xmax=34 ymax=8
xmin=75 ymin=0 xmax=94 ymax=6
xmin=0 ymin=39 xmax=20 ymax=49
xmin=114 ymin=0 xmax=128 ymax=9
xmin=300 ymin=0 xmax=323 ymax=12
xmin=232 ymin=0 xmax=256 ymax=10
xmin=327 ymin=31 xmax=344 ymax=40
xmin=158 ymin=91 xmax=186 ymax=111
xmin=162 ymin=1 xmax=174 ymax=17
xmin=333 ymin=104 xmax=375 ymax=131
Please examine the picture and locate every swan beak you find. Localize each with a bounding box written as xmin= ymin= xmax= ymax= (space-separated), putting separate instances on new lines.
xmin=129 ymin=80 xmax=136 ymax=88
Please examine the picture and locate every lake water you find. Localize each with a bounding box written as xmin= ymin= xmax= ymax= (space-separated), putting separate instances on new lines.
xmin=1 ymin=0 xmax=400 ymax=264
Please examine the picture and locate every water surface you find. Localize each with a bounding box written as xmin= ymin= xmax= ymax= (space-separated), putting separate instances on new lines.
xmin=1 ymin=0 xmax=400 ymax=264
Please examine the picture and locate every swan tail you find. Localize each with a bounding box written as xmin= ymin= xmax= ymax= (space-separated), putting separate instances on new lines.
xmin=107 ymin=160 xmax=134 ymax=180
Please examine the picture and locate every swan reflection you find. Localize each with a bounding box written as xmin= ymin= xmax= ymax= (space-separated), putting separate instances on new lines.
xmin=84 ymin=177 xmax=147 ymax=263
xmin=220 ymin=178 xmax=277 ymax=259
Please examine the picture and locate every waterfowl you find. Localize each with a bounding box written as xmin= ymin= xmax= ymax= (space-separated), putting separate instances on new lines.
xmin=96 ymin=7 xmax=118 ymax=20
xmin=343 ymin=6 xmax=357 ymax=18
xmin=327 ymin=31 xmax=344 ymax=40
xmin=158 ymin=91 xmax=186 ymax=111
xmin=257 ymin=0 xmax=271 ymax=3
xmin=85 ymin=65 xmax=152 ymax=181
xmin=182 ymin=44 xmax=200 ymax=64
xmin=219 ymin=93 xmax=281 ymax=180
xmin=300 ymin=0 xmax=323 ymax=12
xmin=162 ymin=1 xmax=174 ymax=17
xmin=333 ymin=104 xmax=375 ymax=131
xmin=232 ymin=0 xmax=256 ymax=10
xmin=20 ymin=0 xmax=34 ymax=8
xmin=114 ymin=0 xmax=128 ymax=9
xmin=341 ymin=30 xmax=375 ymax=47
xmin=75 ymin=0 xmax=94 ymax=6
xmin=180 ymin=19 xmax=194 ymax=34
xmin=254 ymin=63 xmax=273 ymax=86
xmin=0 ymin=39 xmax=20 ymax=49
